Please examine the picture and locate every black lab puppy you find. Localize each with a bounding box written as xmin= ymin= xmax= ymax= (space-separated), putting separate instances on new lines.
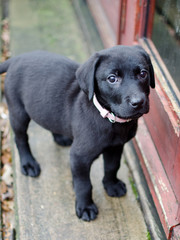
xmin=0 ymin=45 xmax=155 ymax=221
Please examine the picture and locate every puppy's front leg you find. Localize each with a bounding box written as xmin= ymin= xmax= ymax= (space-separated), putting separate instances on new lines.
xmin=103 ymin=145 xmax=127 ymax=197
xmin=70 ymin=150 xmax=98 ymax=221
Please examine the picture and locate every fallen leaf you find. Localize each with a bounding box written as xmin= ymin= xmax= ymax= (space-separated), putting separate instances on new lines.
xmin=1 ymin=151 xmax=11 ymax=164
xmin=0 ymin=180 xmax=8 ymax=195
xmin=2 ymin=200 xmax=14 ymax=212
xmin=2 ymin=164 xmax=13 ymax=186
xmin=2 ymin=188 xmax=13 ymax=201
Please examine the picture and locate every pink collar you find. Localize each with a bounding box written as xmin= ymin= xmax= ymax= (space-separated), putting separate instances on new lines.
xmin=93 ymin=94 xmax=132 ymax=123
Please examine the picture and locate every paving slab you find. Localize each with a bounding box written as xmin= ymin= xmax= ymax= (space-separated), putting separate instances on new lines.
xmin=13 ymin=122 xmax=147 ymax=240
xmin=10 ymin=0 xmax=89 ymax=61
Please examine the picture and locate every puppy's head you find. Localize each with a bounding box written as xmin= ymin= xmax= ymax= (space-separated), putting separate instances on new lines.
xmin=76 ymin=45 xmax=155 ymax=120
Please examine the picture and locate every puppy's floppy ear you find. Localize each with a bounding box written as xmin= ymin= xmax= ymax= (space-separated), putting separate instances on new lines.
xmin=145 ymin=53 xmax=155 ymax=89
xmin=134 ymin=45 xmax=155 ymax=88
xmin=76 ymin=53 xmax=100 ymax=100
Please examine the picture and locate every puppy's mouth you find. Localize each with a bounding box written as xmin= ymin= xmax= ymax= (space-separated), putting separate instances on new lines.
xmin=120 ymin=112 xmax=143 ymax=120
xmin=114 ymin=108 xmax=149 ymax=120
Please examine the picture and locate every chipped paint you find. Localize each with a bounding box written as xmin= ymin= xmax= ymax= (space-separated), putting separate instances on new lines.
xmin=158 ymin=178 xmax=169 ymax=193
xmin=135 ymin=134 xmax=169 ymax=228
xmin=135 ymin=117 xmax=180 ymax=237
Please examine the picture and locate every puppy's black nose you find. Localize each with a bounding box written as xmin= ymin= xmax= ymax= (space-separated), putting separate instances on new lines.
xmin=129 ymin=97 xmax=144 ymax=109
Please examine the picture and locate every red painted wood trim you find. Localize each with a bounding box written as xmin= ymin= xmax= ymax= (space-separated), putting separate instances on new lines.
xmin=175 ymin=140 xmax=180 ymax=214
xmin=138 ymin=40 xmax=180 ymax=239
xmin=134 ymin=0 xmax=143 ymax=41
xmin=133 ymin=117 xmax=179 ymax=239
xmin=178 ymin=205 xmax=180 ymax=223
xmin=170 ymin=224 xmax=180 ymax=240
xmin=145 ymin=0 xmax=155 ymax=38
xmin=138 ymin=39 xmax=180 ymax=205
xmin=119 ymin=0 xmax=138 ymax=45
xmin=144 ymin=87 xmax=180 ymax=200
xmin=139 ymin=40 xmax=180 ymax=205
xmin=117 ymin=0 xmax=127 ymax=44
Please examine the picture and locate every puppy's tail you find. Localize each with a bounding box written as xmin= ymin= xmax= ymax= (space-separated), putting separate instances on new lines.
xmin=0 ymin=58 xmax=11 ymax=74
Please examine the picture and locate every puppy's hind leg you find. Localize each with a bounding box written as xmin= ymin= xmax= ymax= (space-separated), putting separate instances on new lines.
xmin=52 ymin=133 xmax=73 ymax=146
xmin=9 ymin=109 xmax=41 ymax=177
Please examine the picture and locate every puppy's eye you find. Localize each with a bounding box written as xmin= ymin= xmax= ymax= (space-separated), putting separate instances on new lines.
xmin=139 ymin=70 xmax=148 ymax=79
xmin=107 ymin=74 xmax=118 ymax=84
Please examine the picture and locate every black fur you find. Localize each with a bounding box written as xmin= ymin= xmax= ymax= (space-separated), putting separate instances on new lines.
xmin=1 ymin=45 xmax=154 ymax=221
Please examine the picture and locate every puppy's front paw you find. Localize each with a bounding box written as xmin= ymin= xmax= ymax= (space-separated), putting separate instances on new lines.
xmin=21 ymin=157 xmax=41 ymax=177
xmin=103 ymin=179 xmax=127 ymax=197
xmin=76 ymin=201 xmax=98 ymax=221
